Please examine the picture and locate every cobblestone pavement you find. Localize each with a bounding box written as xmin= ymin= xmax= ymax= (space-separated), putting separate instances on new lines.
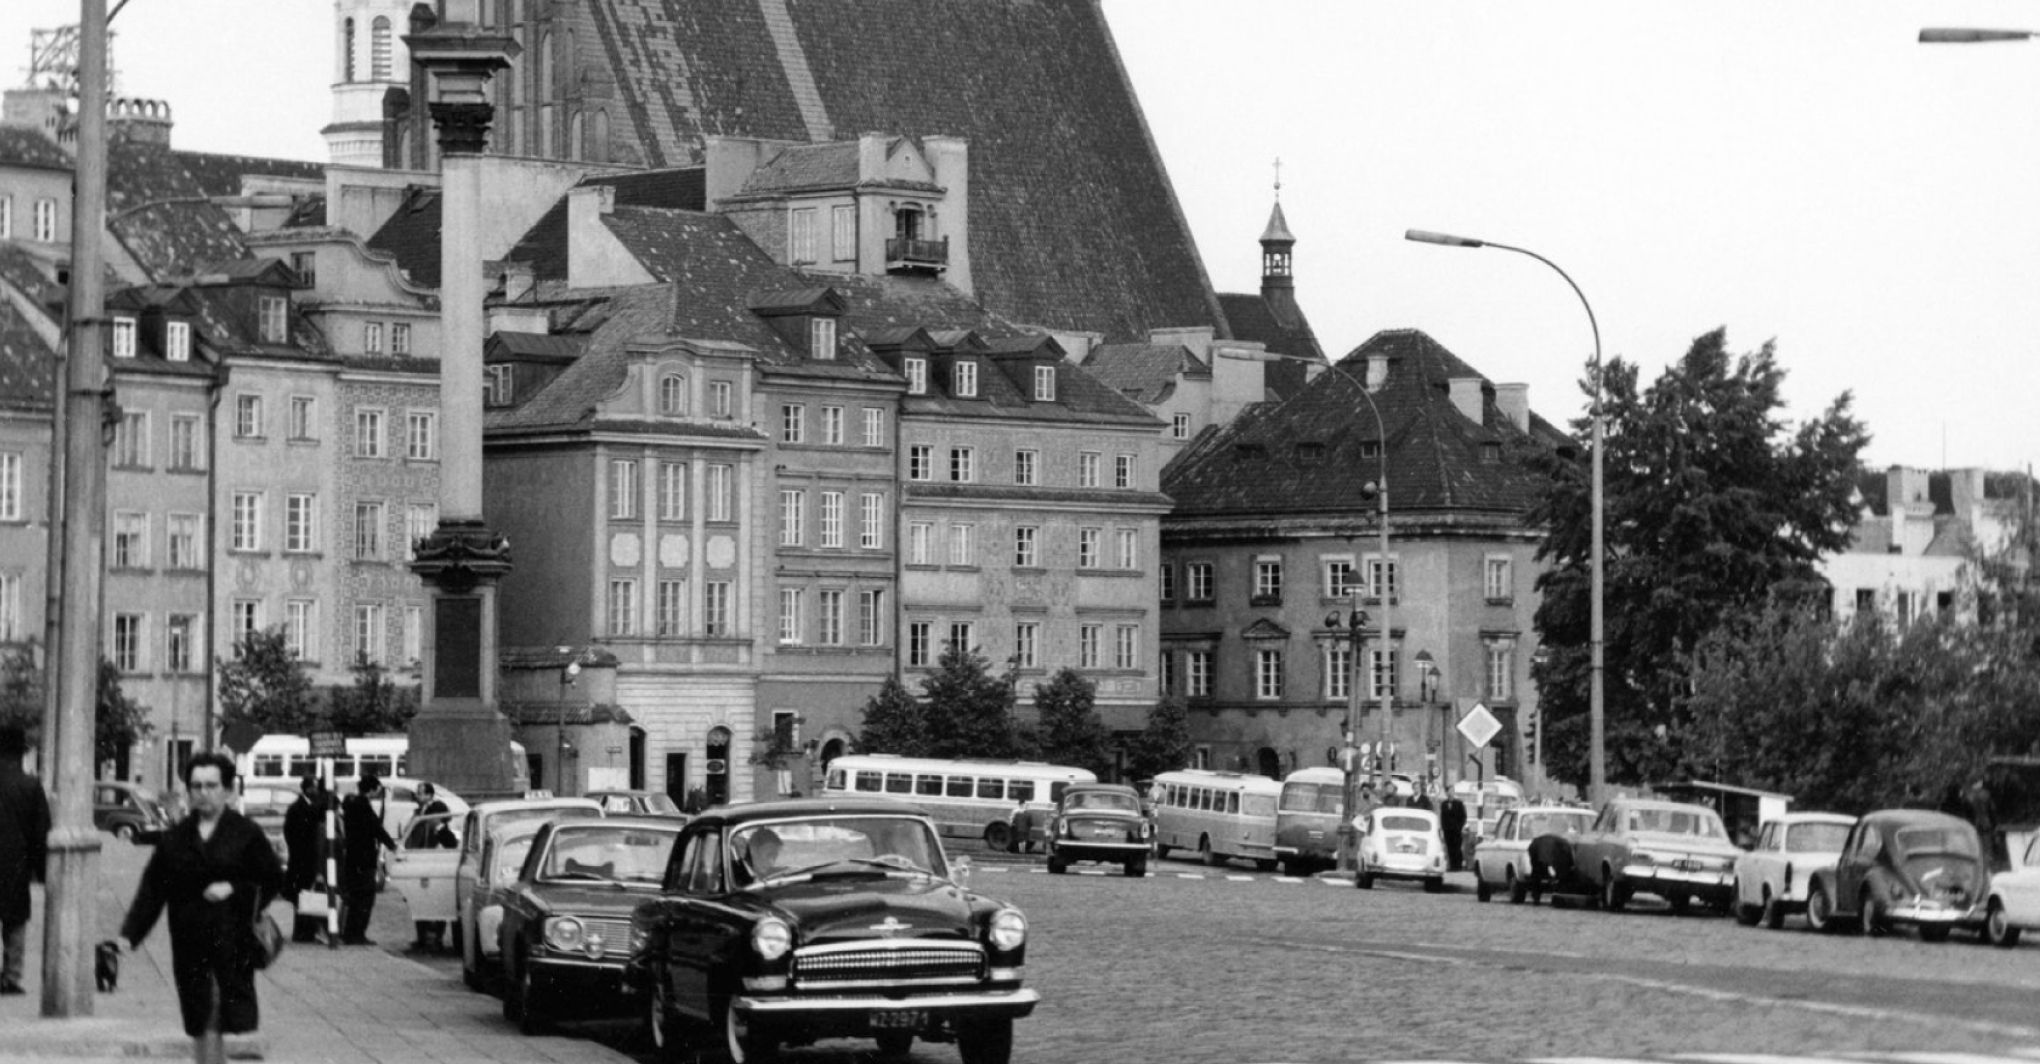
xmin=383 ymin=847 xmax=2040 ymax=1064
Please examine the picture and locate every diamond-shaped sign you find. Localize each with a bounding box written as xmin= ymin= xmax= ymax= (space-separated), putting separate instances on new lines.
xmin=1457 ymin=702 xmax=1502 ymax=748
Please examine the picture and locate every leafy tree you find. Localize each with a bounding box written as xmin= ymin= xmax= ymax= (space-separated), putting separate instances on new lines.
xmin=216 ymin=628 xmax=319 ymax=734
xmin=96 ymin=658 xmax=152 ymax=767
xmin=857 ymin=675 xmax=929 ymax=757
xmin=1530 ymin=329 xmax=1869 ymax=789
xmin=919 ymin=641 xmax=1022 ymax=759
xmin=323 ymin=658 xmax=418 ymax=735
xmin=0 ymin=646 xmax=42 ymax=738
xmin=1125 ymin=695 xmax=1192 ymax=782
xmin=1031 ymin=667 xmax=1110 ymax=777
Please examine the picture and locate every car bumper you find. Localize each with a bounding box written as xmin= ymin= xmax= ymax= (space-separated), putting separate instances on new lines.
xmin=736 ymin=987 xmax=1040 ymax=1036
xmin=1890 ymin=900 xmax=1982 ymax=925
xmin=1049 ymin=841 xmax=1151 ymax=860
xmin=1622 ymin=866 xmax=1733 ymax=898
xmin=529 ymin=955 xmax=633 ymax=1001
xmin=1364 ymin=856 xmax=1443 ymax=879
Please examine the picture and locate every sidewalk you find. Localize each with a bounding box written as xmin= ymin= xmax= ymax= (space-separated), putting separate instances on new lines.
xmin=0 ymin=837 xmax=636 ymax=1063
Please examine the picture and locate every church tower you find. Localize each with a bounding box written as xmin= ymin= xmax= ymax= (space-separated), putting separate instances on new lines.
xmin=324 ymin=0 xmax=414 ymax=166
xmin=1258 ymin=188 xmax=1301 ymax=329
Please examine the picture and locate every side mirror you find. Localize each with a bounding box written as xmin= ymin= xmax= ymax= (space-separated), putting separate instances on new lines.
xmin=951 ymin=855 xmax=973 ymax=887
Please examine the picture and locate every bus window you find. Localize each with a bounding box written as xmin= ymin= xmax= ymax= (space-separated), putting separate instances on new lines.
xmin=1195 ymin=789 xmax=1209 ymax=811
xmin=826 ymin=769 xmax=845 ymax=790
xmin=396 ymin=754 xmax=410 ymax=775
xmin=253 ymin=755 xmax=285 ymax=778
xmin=1011 ymin=781 xmax=1035 ymax=803
xmin=976 ymin=778 xmax=1005 ymax=800
xmin=853 ymin=771 xmax=882 ymax=793
xmin=915 ymin=775 xmax=943 ymax=797
xmin=287 ymin=756 xmax=314 ymax=778
xmin=1227 ymin=793 xmax=1239 ymax=815
xmin=884 ymin=773 xmax=913 ymax=794
xmin=946 ymin=776 xmax=974 ymax=798
xmin=1245 ymin=794 xmax=1276 ymax=818
xmin=359 ymin=755 xmax=394 ymax=777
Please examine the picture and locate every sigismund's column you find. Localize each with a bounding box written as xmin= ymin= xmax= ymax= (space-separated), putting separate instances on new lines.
xmin=403 ymin=6 xmax=521 ymax=800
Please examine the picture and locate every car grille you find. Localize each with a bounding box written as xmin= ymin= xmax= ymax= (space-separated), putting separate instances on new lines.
xmin=579 ymin=916 xmax=632 ymax=957
xmin=792 ymin=941 xmax=985 ymax=987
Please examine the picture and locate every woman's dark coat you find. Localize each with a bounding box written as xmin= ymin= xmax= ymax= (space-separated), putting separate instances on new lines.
xmin=121 ymin=808 xmax=282 ymax=1037
xmin=0 ymin=760 xmax=50 ymax=927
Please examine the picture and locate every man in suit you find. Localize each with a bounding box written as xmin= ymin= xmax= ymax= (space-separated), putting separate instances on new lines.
xmin=283 ymin=776 xmax=325 ymax=943
xmin=0 ymin=725 xmax=51 ymax=994
xmin=338 ymin=774 xmax=396 ymax=946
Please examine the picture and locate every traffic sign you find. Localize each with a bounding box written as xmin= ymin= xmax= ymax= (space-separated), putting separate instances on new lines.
xmin=1457 ymin=702 xmax=1502 ymax=748
xmin=219 ymin=721 xmax=264 ymax=755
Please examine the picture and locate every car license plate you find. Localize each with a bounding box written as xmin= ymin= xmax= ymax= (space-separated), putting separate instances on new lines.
xmin=1674 ymin=858 xmax=1698 ymax=872
xmin=870 ymin=1009 xmax=923 ymax=1031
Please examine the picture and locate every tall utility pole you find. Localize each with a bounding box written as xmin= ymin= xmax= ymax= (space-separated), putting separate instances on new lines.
xmin=42 ymin=0 xmax=110 ymax=1019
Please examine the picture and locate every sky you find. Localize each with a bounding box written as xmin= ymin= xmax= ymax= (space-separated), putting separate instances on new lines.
xmin=3 ymin=1 xmax=2037 ymax=476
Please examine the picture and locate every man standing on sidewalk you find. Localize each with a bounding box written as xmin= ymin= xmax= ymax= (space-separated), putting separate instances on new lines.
xmin=283 ymin=776 xmax=325 ymax=943
xmin=338 ymin=774 xmax=395 ymax=946
xmin=0 ymin=724 xmax=51 ymax=995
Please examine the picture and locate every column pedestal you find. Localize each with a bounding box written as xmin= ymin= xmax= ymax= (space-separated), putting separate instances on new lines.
xmin=408 ymin=520 xmax=519 ymax=801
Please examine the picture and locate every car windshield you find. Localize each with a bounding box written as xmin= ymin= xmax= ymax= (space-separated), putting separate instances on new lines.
xmin=1785 ymin=822 xmax=1852 ymax=853
xmin=1066 ymin=791 xmax=1140 ymax=813
xmin=1625 ymin=807 xmax=1727 ymax=838
xmin=730 ymin=816 xmax=948 ymax=885
xmin=1280 ymin=781 xmax=1343 ymax=814
xmin=1521 ymin=812 xmax=1593 ymax=837
xmin=540 ymin=824 xmax=678 ymax=884
xmin=1379 ymin=814 xmax=1432 ymax=833
xmin=1895 ymin=825 xmax=1980 ymax=857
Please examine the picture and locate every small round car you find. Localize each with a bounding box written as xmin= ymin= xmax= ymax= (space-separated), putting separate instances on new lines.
xmin=1806 ymin=809 xmax=1987 ymax=941
xmin=1354 ymin=806 xmax=1447 ymax=893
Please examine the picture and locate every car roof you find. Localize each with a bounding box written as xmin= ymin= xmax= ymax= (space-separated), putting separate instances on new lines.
xmin=1772 ymin=812 xmax=1856 ymax=825
xmin=1512 ymin=805 xmax=1594 ymax=816
xmin=1063 ymin=783 xmax=1138 ymax=794
xmin=688 ymin=797 xmax=932 ymax=828
xmin=540 ymin=813 xmax=684 ymax=832
xmin=1863 ymin=808 xmax=1972 ymax=829
xmin=1373 ymin=807 xmax=1439 ymax=821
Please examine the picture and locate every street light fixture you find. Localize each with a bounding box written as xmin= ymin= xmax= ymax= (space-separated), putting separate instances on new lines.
xmin=556 ymin=646 xmax=584 ymax=797
xmin=1317 ymin=360 xmax=1392 ymax=870
xmin=1405 ymin=228 xmax=1605 ymax=807
xmin=1920 ymin=28 xmax=2038 ymax=43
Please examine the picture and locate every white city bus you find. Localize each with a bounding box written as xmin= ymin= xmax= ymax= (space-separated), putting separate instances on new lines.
xmin=238 ymin=733 xmax=530 ymax=794
xmin=821 ymin=755 xmax=1097 ymax=848
xmin=1274 ymin=766 xmax=1347 ymax=875
xmin=1152 ymin=769 xmax=1282 ymax=871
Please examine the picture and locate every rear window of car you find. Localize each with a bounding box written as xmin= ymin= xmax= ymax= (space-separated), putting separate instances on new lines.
xmin=1380 ymin=815 xmax=1432 ymax=833
xmin=1785 ymin=822 xmax=1851 ymax=853
xmin=1895 ymin=826 xmax=1979 ymax=857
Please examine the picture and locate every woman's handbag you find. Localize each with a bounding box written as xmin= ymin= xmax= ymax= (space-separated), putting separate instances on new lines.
xmin=252 ymin=912 xmax=286 ymax=969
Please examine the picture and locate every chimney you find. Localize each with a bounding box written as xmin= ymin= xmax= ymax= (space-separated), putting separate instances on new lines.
xmin=1495 ymin=383 xmax=1529 ymax=431
xmin=1448 ymin=377 xmax=1485 ymax=425
xmin=1365 ymin=353 xmax=1389 ymax=391
xmin=489 ymin=259 xmax=535 ymax=302
xmin=1949 ymin=467 xmax=1985 ymax=530
xmin=922 ymin=135 xmax=972 ymax=298
xmin=105 ymin=97 xmax=173 ymax=147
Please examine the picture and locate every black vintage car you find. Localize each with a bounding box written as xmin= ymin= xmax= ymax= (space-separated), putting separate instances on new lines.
xmin=496 ymin=815 xmax=685 ymax=1034
xmin=1806 ymin=809 xmax=1988 ymax=941
xmin=1044 ymin=783 xmax=1153 ymax=877
xmin=629 ymin=798 xmax=1038 ymax=1064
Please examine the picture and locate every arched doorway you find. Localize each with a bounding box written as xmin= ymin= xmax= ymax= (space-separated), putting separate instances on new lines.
xmin=819 ymin=737 xmax=845 ymax=775
xmin=705 ymin=726 xmax=732 ymax=806
xmin=1256 ymin=747 xmax=1282 ymax=780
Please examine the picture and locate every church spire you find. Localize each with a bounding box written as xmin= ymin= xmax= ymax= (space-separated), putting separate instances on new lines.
xmin=1260 ymin=159 xmax=1295 ymax=293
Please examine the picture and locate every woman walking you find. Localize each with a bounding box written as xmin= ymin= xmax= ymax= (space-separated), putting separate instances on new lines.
xmin=121 ymin=752 xmax=282 ymax=1064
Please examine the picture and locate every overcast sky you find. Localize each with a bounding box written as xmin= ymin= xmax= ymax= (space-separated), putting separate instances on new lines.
xmin=4 ymin=1 xmax=2037 ymax=476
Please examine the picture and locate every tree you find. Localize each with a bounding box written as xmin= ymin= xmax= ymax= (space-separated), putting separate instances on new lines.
xmin=0 ymin=646 xmax=42 ymax=738
xmin=323 ymin=658 xmax=418 ymax=735
xmin=919 ymin=641 xmax=1023 ymax=759
xmin=1125 ymin=696 xmax=1192 ymax=782
xmin=857 ymin=675 xmax=930 ymax=757
xmin=216 ymin=628 xmax=319 ymax=734
xmin=1031 ymin=667 xmax=1110 ymax=777
xmin=1530 ymin=328 xmax=1869 ymax=789
xmin=96 ymin=658 xmax=152 ymax=767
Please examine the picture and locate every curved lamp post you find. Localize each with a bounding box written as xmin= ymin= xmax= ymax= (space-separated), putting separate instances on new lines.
xmin=1318 ymin=361 xmax=1392 ymax=870
xmin=555 ymin=646 xmax=587 ymax=796
xmin=1404 ymin=229 xmax=1605 ymax=807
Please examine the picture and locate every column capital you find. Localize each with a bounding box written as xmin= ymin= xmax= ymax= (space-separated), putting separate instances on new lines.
xmin=411 ymin=518 xmax=512 ymax=593
xmin=428 ymin=102 xmax=496 ymax=156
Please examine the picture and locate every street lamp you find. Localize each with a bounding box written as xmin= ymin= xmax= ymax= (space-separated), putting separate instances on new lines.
xmin=556 ymin=646 xmax=584 ymax=797
xmin=1920 ymin=28 xmax=2039 ymax=43
xmin=1317 ymin=359 xmax=1392 ymax=868
xmin=1405 ymin=228 xmax=1605 ymax=807
xmin=1413 ymin=649 xmax=1439 ymax=787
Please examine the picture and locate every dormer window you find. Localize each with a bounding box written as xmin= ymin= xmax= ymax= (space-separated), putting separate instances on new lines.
xmin=810 ymin=317 xmax=837 ymax=360
xmin=258 ymin=296 xmax=287 ymax=344
xmin=485 ymin=364 xmax=513 ymax=407
xmin=905 ymin=357 xmax=927 ymax=395
xmin=1034 ymin=365 xmax=1055 ymax=401
xmin=166 ymin=321 xmax=191 ymax=362
xmin=111 ymin=317 xmax=137 ymax=359
xmin=954 ymin=360 xmax=978 ymax=398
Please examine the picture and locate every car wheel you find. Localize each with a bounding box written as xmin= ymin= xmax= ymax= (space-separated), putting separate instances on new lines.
xmin=1601 ymin=869 xmax=1627 ymax=913
xmin=875 ymin=1031 xmax=914 ymax=1058
xmin=1508 ymin=869 xmax=1530 ymax=905
xmin=1046 ymin=854 xmax=1068 ymax=875
xmin=1198 ymin=836 xmax=1221 ymax=866
xmin=721 ymin=996 xmax=777 ymax=1064
xmin=1475 ymin=868 xmax=1493 ymax=903
xmin=1918 ymin=924 xmax=1951 ymax=943
xmin=113 ymin=823 xmax=136 ymax=843
xmin=646 ymin=977 xmax=685 ymax=1062
xmin=1355 ymin=869 xmax=1374 ymax=890
xmin=984 ymin=822 xmax=1011 ymax=852
xmin=1986 ymin=901 xmax=2023 ymax=948
xmin=1668 ymin=893 xmax=1691 ymax=916
xmin=1732 ymin=882 xmax=1760 ymax=926
xmin=1124 ymin=858 xmax=1146 ymax=879
xmin=1424 ymin=876 xmax=1444 ymax=894
xmin=507 ymin=947 xmax=546 ymax=1034
xmin=1805 ymin=884 xmax=1835 ymax=933
xmin=957 ymin=1018 xmax=1014 ymax=1064
xmin=1761 ymin=889 xmax=1786 ymax=930
xmin=1859 ymin=890 xmax=1887 ymax=937
xmin=1155 ymin=842 xmax=1172 ymax=860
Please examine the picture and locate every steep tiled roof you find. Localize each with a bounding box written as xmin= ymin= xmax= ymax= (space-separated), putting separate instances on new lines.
xmin=1218 ymin=292 xmax=1322 ymax=364
xmin=365 ymin=186 xmax=444 ymax=288
xmin=0 ymin=247 xmax=58 ymax=412
xmin=1164 ymin=329 xmax=1563 ymax=519
xmin=169 ymin=149 xmax=323 ymax=196
xmin=104 ymin=133 xmax=251 ymax=282
xmin=740 ymin=142 xmax=860 ymax=193
xmin=503 ymin=169 xmax=707 ymax=281
xmin=0 ymin=126 xmax=70 ymax=171
xmin=1081 ymin=342 xmax=1206 ymax=403
xmin=582 ymin=0 xmax=1225 ymax=342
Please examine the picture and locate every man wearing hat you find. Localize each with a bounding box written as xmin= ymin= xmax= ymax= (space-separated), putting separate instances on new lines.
xmin=338 ymin=774 xmax=396 ymax=946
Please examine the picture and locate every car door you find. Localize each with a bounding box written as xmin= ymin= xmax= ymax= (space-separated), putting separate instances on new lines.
xmin=1743 ymin=822 xmax=1780 ymax=906
xmin=388 ymin=812 xmax=461 ymax=923
xmin=1486 ymin=811 xmax=1516 ymax=881
xmin=664 ymin=827 xmax=726 ymax=1019
xmin=1831 ymin=821 xmax=1873 ymax=914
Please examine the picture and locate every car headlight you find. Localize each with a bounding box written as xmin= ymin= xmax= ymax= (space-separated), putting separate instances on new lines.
xmin=989 ymin=908 xmax=1027 ymax=951
xmin=1139 ymin=820 xmax=1153 ymax=840
xmin=751 ymin=917 xmax=793 ymax=962
xmin=543 ymin=916 xmax=585 ymax=952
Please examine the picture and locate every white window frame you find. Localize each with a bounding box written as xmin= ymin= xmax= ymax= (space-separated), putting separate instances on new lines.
xmin=1487 ymin=641 xmax=1516 ymax=702
xmin=782 ymin=404 xmax=806 ymax=444
xmin=406 ymin=411 xmax=437 ymax=460
xmin=1368 ymin=645 xmax=1401 ymax=702
xmin=949 ymin=447 xmax=974 ymax=483
xmin=1079 ymin=451 xmax=1101 ymax=488
xmin=1034 ymin=365 xmax=1055 ymax=401
xmin=610 ymin=459 xmax=640 ymax=519
xmin=34 ymin=198 xmax=58 ymax=242
xmin=657 ymin=580 xmax=686 ymax=636
xmin=169 ymin=416 xmax=203 ymax=471
xmin=948 ymin=523 xmax=975 ymax=567
xmin=660 ymin=373 xmax=687 ymax=415
xmin=707 ymin=464 xmax=732 ymax=521
xmin=1078 ymin=528 xmax=1101 ymax=569
xmin=953 ymin=360 xmax=978 ymax=397
xmin=167 ymin=513 xmax=202 ymax=569
xmin=406 ymin=505 xmax=436 ymax=561
xmin=354 ymin=501 xmax=386 ymax=560
xmin=710 ymin=380 xmax=733 ymax=418
xmin=1254 ymin=556 xmax=1283 ymax=600
xmin=112 ymin=511 xmax=149 ymax=568
xmin=1172 ymin=413 xmax=1191 ymax=439
xmin=608 ymin=578 xmax=640 ymax=636
xmin=1116 ymin=625 xmax=1139 ymax=670
xmin=789 ymin=207 xmax=818 ymax=264
xmin=288 ymin=396 xmax=315 ymax=441
xmin=391 ymin=323 xmax=411 ymax=355
xmin=354 ymin=408 xmax=385 ymax=459
xmin=810 ymin=318 xmax=837 ymax=360
xmin=1366 ymin=555 xmax=1400 ymax=601
xmin=289 ymin=600 xmax=317 ymax=660
xmin=819 ymin=491 xmax=844 ymax=548
xmin=0 ymin=453 xmax=15 ymax=521
xmin=1013 ymin=526 xmax=1038 ymax=568
xmin=113 ymin=613 xmax=145 ymax=672
xmin=832 ymin=204 xmax=856 ymax=261
xmin=705 ymin=581 xmax=732 ymax=635
xmin=486 ymin=364 xmax=513 ymax=406
xmin=659 ymin=461 xmax=687 ymax=521
xmin=166 ymin=613 xmax=199 ymax=673
xmin=1484 ymin=555 xmax=1513 ymax=601
xmin=818 ymin=589 xmax=844 ymax=645
xmin=285 ymin=493 xmax=318 ymax=553
xmin=403 ymin=605 xmax=423 ymax=665
xmin=780 ymin=489 xmax=806 ymax=546
xmin=1116 ymin=454 xmax=1135 ymax=489
xmin=1187 ymin=562 xmax=1214 ymax=602
xmin=858 ymin=590 xmax=884 ymax=646
xmin=908 ymin=522 xmax=932 ymax=565
xmin=353 ymin=602 xmax=383 ymax=664
xmin=1079 ymin=625 xmax=1101 ymax=669
xmin=779 ymin=588 xmax=804 ymax=644
xmin=821 ymin=405 xmax=844 ymax=445
xmin=231 ymin=492 xmax=263 ymax=551
xmin=235 ymin=394 xmax=263 ymax=439
xmin=1324 ymin=557 xmax=1358 ymax=598
xmin=1014 ymin=621 xmax=1039 ymax=668
xmin=1014 ymin=449 xmax=1037 ymax=486
xmin=363 ymin=321 xmax=383 ymax=354
xmin=904 ymin=357 xmax=927 ymax=395
xmin=1256 ymin=649 xmax=1285 ymax=700
xmin=859 ymin=493 xmax=883 ymax=549
xmin=861 ymin=408 xmax=885 ymax=448
xmin=111 ymin=317 xmax=137 ymax=359
xmin=1325 ymin=643 xmax=1353 ymax=700
xmin=1116 ymin=528 xmax=1138 ymax=570
xmin=908 ymin=445 xmax=933 ymax=481
xmin=258 ymin=296 xmax=287 ymax=344
xmin=907 ymin=622 xmax=932 ymax=667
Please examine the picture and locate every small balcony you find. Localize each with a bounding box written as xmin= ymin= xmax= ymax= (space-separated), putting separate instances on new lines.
xmin=886 ymin=236 xmax=949 ymax=274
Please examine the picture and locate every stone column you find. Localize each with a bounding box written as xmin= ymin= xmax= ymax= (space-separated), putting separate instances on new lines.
xmin=404 ymin=15 xmax=521 ymax=800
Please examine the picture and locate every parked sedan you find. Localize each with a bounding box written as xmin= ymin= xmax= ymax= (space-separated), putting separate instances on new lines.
xmin=1731 ymin=812 xmax=1855 ymax=929
xmin=497 ymin=816 xmax=684 ymax=1033
xmin=1983 ymin=832 xmax=2040 ymax=948
xmin=1807 ymin=809 xmax=1987 ymax=941
xmin=1573 ymin=798 xmax=1742 ymax=914
xmin=454 ymin=797 xmax=603 ymax=989
xmin=1471 ymin=805 xmax=1595 ymax=903
xmin=1354 ymin=807 xmax=1447 ymax=892
xmin=1044 ymin=783 xmax=1153 ymax=877
xmin=631 ymin=798 xmax=1038 ymax=1064
xmin=94 ymin=781 xmax=170 ymax=843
